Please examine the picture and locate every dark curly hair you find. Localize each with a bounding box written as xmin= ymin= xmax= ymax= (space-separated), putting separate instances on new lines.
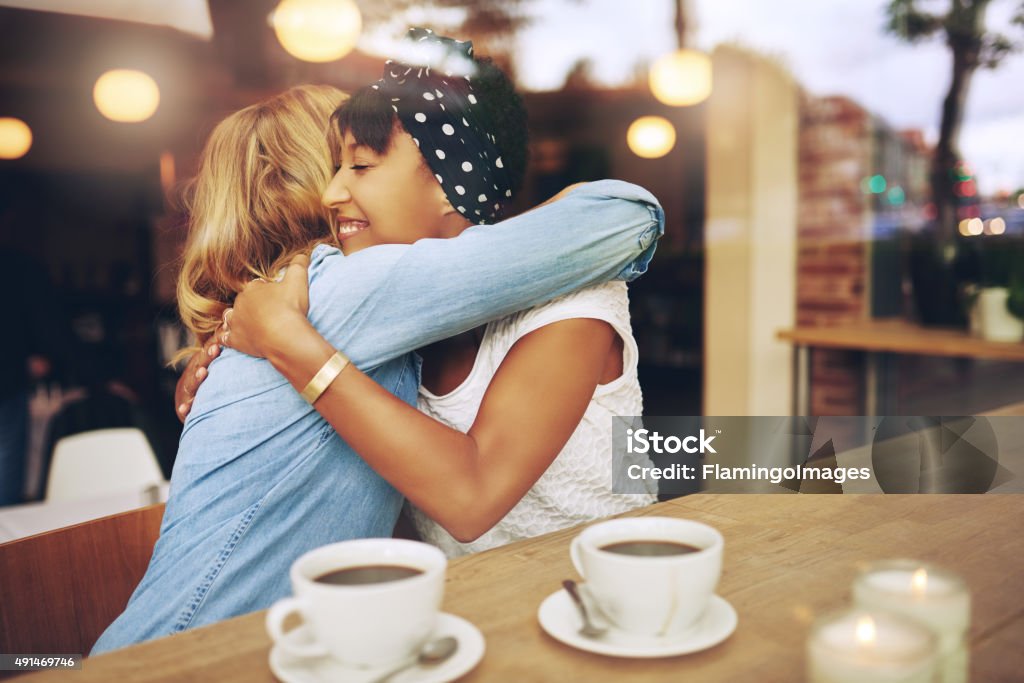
xmin=330 ymin=56 xmax=529 ymax=199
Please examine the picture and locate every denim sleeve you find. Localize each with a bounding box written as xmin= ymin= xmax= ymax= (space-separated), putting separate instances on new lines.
xmin=309 ymin=179 xmax=664 ymax=370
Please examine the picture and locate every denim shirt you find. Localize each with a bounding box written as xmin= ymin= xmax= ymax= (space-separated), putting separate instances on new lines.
xmin=91 ymin=180 xmax=663 ymax=654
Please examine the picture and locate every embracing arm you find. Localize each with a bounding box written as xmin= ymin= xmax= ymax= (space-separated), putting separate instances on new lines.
xmin=256 ymin=312 xmax=616 ymax=542
xmin=181 ymin=180 xmax=659 ymax=419
xmin=310 ymin=180 xmax=661 ymax=370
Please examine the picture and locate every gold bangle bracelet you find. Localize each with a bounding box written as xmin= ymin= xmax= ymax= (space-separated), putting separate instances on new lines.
xmin=300 ymin=351 xmax=350 ymax=404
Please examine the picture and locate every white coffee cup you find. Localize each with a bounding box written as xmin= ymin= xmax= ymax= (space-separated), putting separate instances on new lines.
xmin=570 ymin=517 xmax=723 ymax=638
xmin=266 ymin=539 xmax=446 ymax=667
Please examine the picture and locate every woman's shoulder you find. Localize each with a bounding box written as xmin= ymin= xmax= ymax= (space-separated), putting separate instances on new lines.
xmin=308 ymin=242 xmax=407 ymax=276
xmin=479 ymin=281 xmax=639 ymax=388
xmin=501 ymin=281 xmax=630 ymax=338
xmin=306 ymin=242 xmax=409 ymax=299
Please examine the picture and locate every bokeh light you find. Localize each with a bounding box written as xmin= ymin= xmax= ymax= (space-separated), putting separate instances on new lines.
xmin=868 ymin=175 xmax=887 ymax=194
xmin=627 ymin=116 xmax=676 ymax=159
xmin=649 ymin=49 xmax=712 ymax=107
xmin=272 ymin=0 xmax=362 ymax=63
xmin=93 ymin=69 xmax=160 ymax=122
xmin=988 ymin=217 xmax=1006 ymax=235
xmin=0 ymin=117 xmax=32 ymax=159
xmin=887 ymin=186 xmax=905 ymax=205
xmin=1018 ymin=194 xmax=1024 ymax=210
xmin=958 ymin=217 xmax=985 ymax=236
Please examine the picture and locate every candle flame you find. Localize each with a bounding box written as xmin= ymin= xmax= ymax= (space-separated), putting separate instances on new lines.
xmin=855 ymin=615 xmax=876 ymax=645
xmin=911 ymin=568 xmax=928 ymax=596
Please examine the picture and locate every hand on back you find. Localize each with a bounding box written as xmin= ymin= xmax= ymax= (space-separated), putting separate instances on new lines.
xmin=175 ymin=253 xmax=312 ymax=421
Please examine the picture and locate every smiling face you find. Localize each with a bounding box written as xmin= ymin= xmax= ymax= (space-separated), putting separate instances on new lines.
xmin=322 ymin=122 xmax=471 ymax=255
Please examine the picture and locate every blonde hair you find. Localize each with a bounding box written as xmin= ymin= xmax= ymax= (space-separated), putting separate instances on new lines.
xmin=175 ymin=85 xmax=346 ymax=361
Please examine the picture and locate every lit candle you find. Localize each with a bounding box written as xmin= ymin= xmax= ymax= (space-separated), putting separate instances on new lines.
xmin=853 ymin=561 xmax=969 ymax=683
xmin=807 ymin=608 xmax=938 ymax=683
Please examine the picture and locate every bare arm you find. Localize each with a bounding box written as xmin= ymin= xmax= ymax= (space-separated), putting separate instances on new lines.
xmin=230 ymin=305 xmax=615 ymax=542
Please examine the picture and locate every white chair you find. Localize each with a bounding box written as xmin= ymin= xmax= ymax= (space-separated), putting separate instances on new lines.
xmin=44 ymin=428 xmax=166 ymax=503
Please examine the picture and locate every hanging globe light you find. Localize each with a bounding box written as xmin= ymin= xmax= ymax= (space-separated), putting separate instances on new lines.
xmin=627 ymin=116 xmax=676 ymax=159
xmin=0 ymin=117 xmax=32 ymax=159
xmin=93 ymin=69 xmax=160 ymax=123
xmin=272 ymin=0 xmax=362 ymax=63
xmin=649 ymin=48 xmax=712 ymax=107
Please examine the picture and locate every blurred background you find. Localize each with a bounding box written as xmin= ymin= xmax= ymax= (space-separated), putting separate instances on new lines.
xmin=1 ymin=0 xmax=1023 ymax=507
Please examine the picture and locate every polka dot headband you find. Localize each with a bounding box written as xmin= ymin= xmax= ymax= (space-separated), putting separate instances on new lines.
xmin=372 ymin=27 xmax=513 ymax=224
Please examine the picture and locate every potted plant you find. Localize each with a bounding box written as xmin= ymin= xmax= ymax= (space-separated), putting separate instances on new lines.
xmin=964 ymin=236 xmax=1024 ymax=342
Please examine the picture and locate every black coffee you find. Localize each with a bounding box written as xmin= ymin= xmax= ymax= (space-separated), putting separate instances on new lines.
xmin=599 ymin=540 xmax=703 ymax=557
xmin=314 ymin=565 xmax=424 ymax=586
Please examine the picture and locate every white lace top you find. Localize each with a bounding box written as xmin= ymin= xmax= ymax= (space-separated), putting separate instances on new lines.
xmin=409 ymin=280 xmax=658 ymax=557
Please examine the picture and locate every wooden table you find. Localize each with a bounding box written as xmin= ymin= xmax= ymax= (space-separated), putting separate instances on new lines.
xmin=24 ymin=495 xmax=1024 ymax=682
xmin=778 ymin=319 xmax=1024 ymax=415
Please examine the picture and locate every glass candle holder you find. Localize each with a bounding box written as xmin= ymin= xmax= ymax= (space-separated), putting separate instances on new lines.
xmin=807 ymin=608 xmax=938 ymax=683
xmin=853 ymin=560 xmax=969 ymax=683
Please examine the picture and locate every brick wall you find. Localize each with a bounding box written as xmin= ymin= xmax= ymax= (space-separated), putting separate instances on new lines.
xmin=797 ymin=95 xmax=872 ymax=414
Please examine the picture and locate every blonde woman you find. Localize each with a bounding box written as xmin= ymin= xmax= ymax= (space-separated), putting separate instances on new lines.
xmin=93 ymin=73 xmax=662 ymax=652
xmin=93 ymin=84 xmax=374 ymax=652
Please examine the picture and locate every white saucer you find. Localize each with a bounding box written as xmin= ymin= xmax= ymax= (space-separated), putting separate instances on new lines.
xmin=537 ymin=590 xmax=737 ymax=658
xmin=269 ymin=612 xmax=485 ymax=683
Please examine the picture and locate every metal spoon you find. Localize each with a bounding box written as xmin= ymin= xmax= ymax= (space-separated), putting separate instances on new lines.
xmin=369 ymin=636 xmax=458 ymax=683
xmin=563 ymin=579 xmax=607 ymax=638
